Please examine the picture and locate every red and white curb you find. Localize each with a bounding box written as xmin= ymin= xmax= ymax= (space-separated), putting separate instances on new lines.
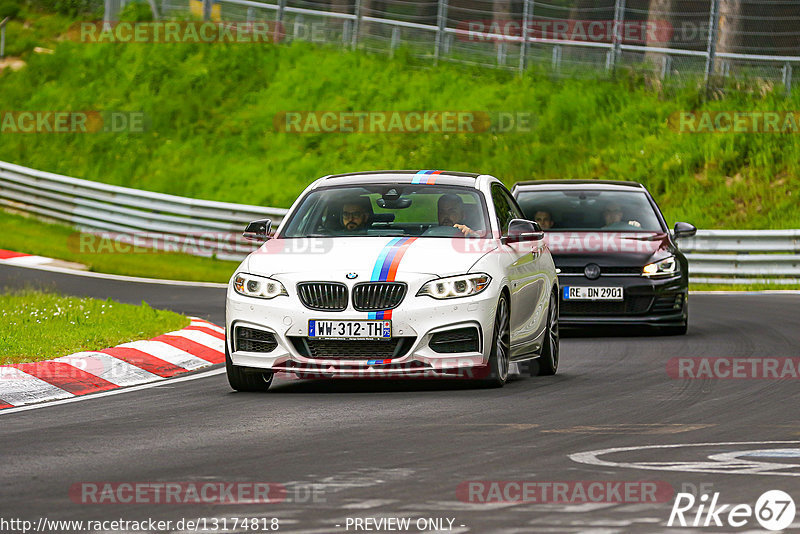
xmin=0 ymin=248 xmax=87 ymax=270
xmin=0 ymin=317 xmax=225 ymax=409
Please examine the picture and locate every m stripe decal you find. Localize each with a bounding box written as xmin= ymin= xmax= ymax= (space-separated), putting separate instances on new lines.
xmin=412 ymin=170 xmax=442 ymax=185
xmin=368 ymin=237 xmax=418 ymax=319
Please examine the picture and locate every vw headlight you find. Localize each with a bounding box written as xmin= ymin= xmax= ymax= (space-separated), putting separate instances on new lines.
xmin=417 ymin=273 xmax=491 ymax=299
xmin=233 ymin=273 xmax=288 ymax=299
xmin=642 ymin=256 xmax=679 ymax=278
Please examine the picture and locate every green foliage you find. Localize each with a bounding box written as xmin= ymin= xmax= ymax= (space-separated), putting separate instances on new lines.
xmin=0 ymin=0 xmax=21 ymax=20
xmin=0 ymin=41 xmax=798 ymax=229
xmin=118 ymin=0 xmax=153 ymax=22
xmin=27 ymin=0 xmax=102 ymax=17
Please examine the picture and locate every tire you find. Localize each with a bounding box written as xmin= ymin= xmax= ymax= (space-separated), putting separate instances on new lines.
xmin=480 ymin=293 xmax=511 ymax=388
xmin=662 ymin=322 xmax=688 ymax=335
xmin=531 ymin=289 xmax=559 ymax=376
xmin=225 ymin=346 xmax=274 ymax=392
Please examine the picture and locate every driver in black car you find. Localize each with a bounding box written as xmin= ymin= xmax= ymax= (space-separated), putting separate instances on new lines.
xmin=437 ymin=194 xmax=478 ymax=236
xmin=601 ymin=201 xmax=642 ymax=230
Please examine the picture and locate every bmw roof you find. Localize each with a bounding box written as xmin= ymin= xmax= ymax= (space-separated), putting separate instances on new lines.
xmin=319 ymin=170 xmax=484 ymax=188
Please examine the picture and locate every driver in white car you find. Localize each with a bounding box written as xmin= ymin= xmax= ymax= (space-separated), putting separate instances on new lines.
xmin=340 ymin=196 xmax=373 ymax=233
xmin=437 ymin=193 xmax=478 ymax=236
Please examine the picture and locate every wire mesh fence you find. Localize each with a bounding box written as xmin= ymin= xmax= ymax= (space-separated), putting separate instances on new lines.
xmin=114 ymin=0 xmax=800 ymax=92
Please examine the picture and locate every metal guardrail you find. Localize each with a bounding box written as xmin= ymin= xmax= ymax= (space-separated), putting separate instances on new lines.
xmin=141 ymin=0 xmax=800 ymax=94
xmin=1 ymin=160 xmax=799 ymax=284
xmin=0 ymin=160 xmax=287 ymax=262
xmin=677 ymin=230 xmax=800 ymax=284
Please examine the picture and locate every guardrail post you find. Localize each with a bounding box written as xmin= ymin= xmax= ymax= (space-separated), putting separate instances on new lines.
xmin=351 ymin=0 xmax=362 ymax=50
xmin=246 ymin=7 xmax=254 ymax=23
xmin=552 ymin=44 xmax=561 ymax=72
xmin=343 ymin=19 xmax=352 ymax=45
xmin=782 ymin=62 xmax=793 ymax=95
xmin=294 ymin=14 xmax=303 ymax=40
xmin=497 ymin=41 xmax=506 ymax=65
xmin=434 ymin=0 xmax=448 ymax=65
xmin=609 ymin=0 xmax=626 ymax=72
xmin=390 ymin=26 xmax=400 ymax=56
xmin=103 ymin=0 xmax=120 ymax=27
xmin=274 ymin=0 xmax=286 ymax=43
xmin=518 ymin=0 xmax=532 ymax=75
xmin=0 ymin=17 xmax=7 ymax=60
xmin=704 ymin=0 xmax=721 ymax=90
xmin=660 ymin=54 xmax=671 ymax=80
xmin=202 ymin=0 xmax=212 ymax=21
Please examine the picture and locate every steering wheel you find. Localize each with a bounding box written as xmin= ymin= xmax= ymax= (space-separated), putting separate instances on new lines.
xmin=422 ymin=225 xmax=463 ymax=237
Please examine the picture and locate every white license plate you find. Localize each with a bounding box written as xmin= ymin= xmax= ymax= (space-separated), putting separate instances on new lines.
xmin=563 ymin=286 xmax=623 ymax=300
xmin=308 ymin=320 xmax=391 ymax=339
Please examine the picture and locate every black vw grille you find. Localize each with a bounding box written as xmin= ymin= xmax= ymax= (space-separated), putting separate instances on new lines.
xmin=561 ymin=296 xmax=653 ymax=315
xmin=235 ymin=327 xmax=278 ymax=353
xmin=558 ymin=266 xmax=642 ymax=276
xmin=652 ymin=293 xmax=684 ymax=313
xmin=297 ymin=282 xmax=348 ymax=311
xmin=288 ymin=337 xmax=415 ymax=360
xmin=352 ymin=282 xmax=407 ymax=311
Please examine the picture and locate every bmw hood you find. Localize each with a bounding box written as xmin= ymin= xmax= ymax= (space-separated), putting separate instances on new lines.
xmin=244 ymin=236 xmax=498 ymax=279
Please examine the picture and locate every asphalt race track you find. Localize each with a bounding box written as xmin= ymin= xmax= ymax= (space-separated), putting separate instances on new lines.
xmin=2 ymin=263 xmax=800 ymax=533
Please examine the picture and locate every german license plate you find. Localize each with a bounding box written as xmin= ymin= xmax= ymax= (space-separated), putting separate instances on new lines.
xmin=563 ymin=286 xmax=623 ymax=300
xmin=308 ymin=320 xmax=391 ymax=339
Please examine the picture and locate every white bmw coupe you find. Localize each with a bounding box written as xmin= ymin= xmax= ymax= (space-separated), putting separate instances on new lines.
xmin=225 ymin=170 xmax=559 ymax=390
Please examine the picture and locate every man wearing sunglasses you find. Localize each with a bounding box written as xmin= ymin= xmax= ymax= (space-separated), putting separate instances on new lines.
xmin=340 ymin=196 xmax=373 ymax=233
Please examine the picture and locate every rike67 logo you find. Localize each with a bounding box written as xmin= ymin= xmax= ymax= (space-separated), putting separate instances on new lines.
xmin=668 ymin=489 xmax=796 ymax=530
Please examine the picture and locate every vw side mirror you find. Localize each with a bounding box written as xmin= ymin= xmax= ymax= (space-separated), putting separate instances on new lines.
xmin=673 ymin=222 xmax=697 ymax=239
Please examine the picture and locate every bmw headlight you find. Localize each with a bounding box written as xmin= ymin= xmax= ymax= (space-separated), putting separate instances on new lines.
xmin=233 ymin=273 xmax=288 ymax=299
xmin=642 ymin=256 xmax=679 ymax=278
xmin=417 ymin=273 xmax=491 ymax=299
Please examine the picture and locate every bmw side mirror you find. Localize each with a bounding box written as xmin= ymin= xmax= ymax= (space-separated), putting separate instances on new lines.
xmin=673 ymin=222 xmax=697 ymax=239
xmin=243 ymin=219 xmax=272 ymax=241
xmin=504 ymin=219 xmax=544 ymax=244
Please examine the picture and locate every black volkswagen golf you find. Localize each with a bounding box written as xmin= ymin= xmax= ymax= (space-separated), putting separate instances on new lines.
xmin=512 ymin=180 xmax=696 ymax=334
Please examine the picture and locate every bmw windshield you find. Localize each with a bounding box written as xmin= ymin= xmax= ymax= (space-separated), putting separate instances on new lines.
xmin=516 ymin=190 xmax=665 ymax=232
xmin=279 ymin=184 xmax=491 ymax=238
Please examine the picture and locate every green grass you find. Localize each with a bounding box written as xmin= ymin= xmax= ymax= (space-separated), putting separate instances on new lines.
xmin=0 ymin=209 xmax=239 ymax=282
xmin=690 ymin=282 xmax=800 ymax=292
xmin=0 ymin=7 xmax=77 ymax=57
xmin=0 ymin=289 xmax=189 ymax=363
xmin=0 ymin=38 xmax=797 ymax=229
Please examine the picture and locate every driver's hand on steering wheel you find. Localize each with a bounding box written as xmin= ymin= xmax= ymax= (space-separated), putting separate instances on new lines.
xmin=454 ymin=224 xmax=477 ymax=236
